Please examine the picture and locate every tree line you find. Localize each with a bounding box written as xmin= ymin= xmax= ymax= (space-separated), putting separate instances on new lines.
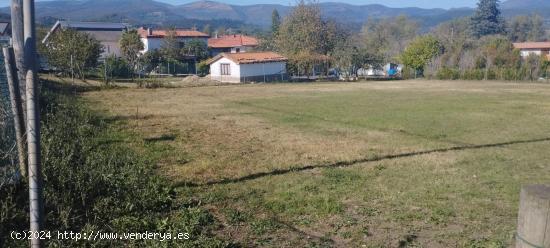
xmin=264 ymin=0 xmax=550 ymax=81
xmin=40 ymin=0 xmax=550 ymax=82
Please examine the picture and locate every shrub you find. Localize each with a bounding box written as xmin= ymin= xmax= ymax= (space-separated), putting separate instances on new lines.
xmin=101 ymin=55 xmax=132 ymax=82
xmin=436 ymin=67 xmax=461 ymax=80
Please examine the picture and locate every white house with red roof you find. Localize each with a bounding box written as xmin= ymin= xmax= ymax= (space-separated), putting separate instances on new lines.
xmin=513 ymin=42 xmax=550 ymax=60
xmin=208 ymin=34 xmax=259 ymax=57
xmin=138 ymin=27 xmax=209 ymax=54
xmin=207 ymin=52 xmax=287 ymax=83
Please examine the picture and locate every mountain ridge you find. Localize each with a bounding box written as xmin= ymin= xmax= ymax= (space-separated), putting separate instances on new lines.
xmin=1 ymin=0 xmax=548 ymax=29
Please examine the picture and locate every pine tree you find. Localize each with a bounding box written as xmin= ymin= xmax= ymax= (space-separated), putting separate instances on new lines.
xmin=271 ymin=9 xmax=281 ymax=34
xmin=470 ymin=0 xmax=505 ymax=37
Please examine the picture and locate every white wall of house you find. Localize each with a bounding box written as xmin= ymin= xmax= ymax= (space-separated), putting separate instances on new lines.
xmin=210 ymin=58 xmax=286 ymax=83
xmin=210 ymin=57 xmax=240 ymax=83
xmin=520 ymin=49 xmax=543 ymax=57
xmin=141 ymin=37 xmax=162 ymax=53
xmin=519 ymin=49 xmax=550 ymax=58
xmin=240 ymin=62 xmax=286 ymax=77
xmin=141 ymin=37 xmax=208 ymax=54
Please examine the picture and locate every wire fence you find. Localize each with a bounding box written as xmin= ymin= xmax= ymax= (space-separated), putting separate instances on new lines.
xmin=0 ymin=52 xmax=20 ymax=189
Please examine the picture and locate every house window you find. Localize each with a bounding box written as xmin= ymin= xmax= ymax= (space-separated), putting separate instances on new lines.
xmin=236 ymin=48 xmax=240 ymax=53
xmin=220 ymin=63 xmax=230 ymax=75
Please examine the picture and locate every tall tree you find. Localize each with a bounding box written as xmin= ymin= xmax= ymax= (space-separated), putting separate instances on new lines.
xmin=332 ymin=38 xmax=381 ymax=80
xmin=275 ymin=0 xmax=340 ymax=76
xmin=432 ymin=18 xmax=472 ymax=68
xmin=271 ymin=9 xmax=281 ymax=34
xmin=508 ymin=15 xmax=545 ymax=42
xmin=400 ymin=35 xmax=443 ymax=77
xmin=360 ymin=16 xmax=418 ymax=63
xmin=44 ymin=29 xmax=103 ymax=79
xmin=479 ymin=35 xmax=518 ymax=79
xmin=470 ymin=0 xmax=505 ymax=37
xmin=119 ymin=29 xmax=144 ymax=78
xmin=181 ymin=39 xmax=209 ymax=61
xmin=202 ymin=24 xmax=211 ymax=36
xmin=160 ymin=28 xmax=181 ymax=60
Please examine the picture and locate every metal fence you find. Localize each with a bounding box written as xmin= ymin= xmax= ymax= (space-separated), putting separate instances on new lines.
xmin=0 ymin=52 xmax=20 ymax=189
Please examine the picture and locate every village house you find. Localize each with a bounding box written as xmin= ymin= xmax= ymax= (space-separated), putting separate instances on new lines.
xmin=208 ymin=34 xmax=259 ymax=56
xmin=0 ymin=22 xmax=10 ymax=45
xmin=513 ymin=42 xmax=550 ymax=60
xmin=42 ymin=21 xmax=128 ymax=58
xmin=208 ymin=52 xmax=287 ymax=83
xmin=137 ymin=27 xmax=209 ymax=54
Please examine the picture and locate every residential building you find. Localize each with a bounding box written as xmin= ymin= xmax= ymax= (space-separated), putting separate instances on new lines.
xmin=42 ymin=21 xmax=128 ymax=58
xmin=138 ymin=27 xmax=209 ymax=54
xmin=513 ymin=42 xmax=550 ymax=60
xmin=208 ymin=52 xmax=287 ymax=83
xmin=208 ymin=34 xmax=259 ymax=56
xmin=0 ymin=22 xmax=10 ymax=45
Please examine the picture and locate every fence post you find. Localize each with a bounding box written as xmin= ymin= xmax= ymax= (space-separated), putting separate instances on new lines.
xmin=23 ymin=0 xmax=44 ymax=247
xmin=516 ymin=185 xmax=550 ymax=248
xmin=11 ymin=0 xmax=26 ymax=122
xmin=3 ymin=47 xmax=27 ymax=178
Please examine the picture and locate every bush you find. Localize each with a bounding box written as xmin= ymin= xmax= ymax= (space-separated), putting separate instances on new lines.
xmin=101 ymin=55 xmax=132 ymax=81
xmin=197 ymin=60 xmax=210 ymax=76
xmin=461 ymin=69 xmax=485 ymax=80
xmin=436 ymin=67 xmax=461 ymax=80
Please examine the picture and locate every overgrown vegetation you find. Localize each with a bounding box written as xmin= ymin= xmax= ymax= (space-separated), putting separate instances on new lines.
xmin=0 ymin=81 xmax=229 ymax=247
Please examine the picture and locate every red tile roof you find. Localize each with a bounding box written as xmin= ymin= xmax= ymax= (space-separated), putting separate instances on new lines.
xmin=208 ymin=34 xmax=258 ymax=48
xmin=208 ymin=52 xmax=287 ymax=65
xmin=513 ymin=42 xmax=550 ymax=50
xmin=138 ymin=27 xmax=209 ymax=38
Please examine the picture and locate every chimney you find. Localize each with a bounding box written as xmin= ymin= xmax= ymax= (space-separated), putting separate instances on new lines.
xmin=147 ymin=28 xmax=153 ymax=36
xmin=214 ymin=31 xmax=218 ymax=39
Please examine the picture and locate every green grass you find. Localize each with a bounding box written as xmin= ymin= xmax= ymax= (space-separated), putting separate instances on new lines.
xmin=85 ymin=80 xmax=550 ymax=247
xmin=234 ymin=89 xmax=550 ymax=145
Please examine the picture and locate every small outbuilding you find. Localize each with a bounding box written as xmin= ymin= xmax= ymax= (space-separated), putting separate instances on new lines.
xmin=207 ymin=52 xmax=287 ymax=83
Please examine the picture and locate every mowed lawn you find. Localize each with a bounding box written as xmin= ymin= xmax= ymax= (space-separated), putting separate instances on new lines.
xmin=84 ymin=80 xmax=550 ymax=247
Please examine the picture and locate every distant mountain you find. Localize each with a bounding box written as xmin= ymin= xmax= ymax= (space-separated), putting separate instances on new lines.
xmin=1 ymin=0 xmax=549 ymax=30
xmin=174 ymin=1 xmax=458 ymax=27
xmin=501 ymin=0 xmax=550 ymax=10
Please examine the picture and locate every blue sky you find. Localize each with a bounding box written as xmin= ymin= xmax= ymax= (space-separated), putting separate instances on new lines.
xmin=0 ymin=0 xmax=480 ymax=9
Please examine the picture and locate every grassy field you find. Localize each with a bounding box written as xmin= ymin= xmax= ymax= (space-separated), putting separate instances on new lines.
xmin=83 ymin=80 xmax=550 ymax=247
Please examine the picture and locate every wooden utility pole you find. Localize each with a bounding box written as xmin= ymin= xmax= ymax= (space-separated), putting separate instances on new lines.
xmin=3 ymin=47 xmax=27 ymax=178
xmin=11 ymin=0 xmax=27 ymax=122
xmin=516 ymin=185 xmax=550 ymax=248
xmin=23 ymin=0 xmax=43 ymax=247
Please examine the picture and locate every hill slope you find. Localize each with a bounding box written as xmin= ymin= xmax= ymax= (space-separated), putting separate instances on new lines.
xmin=501 ymin=0 xmax=550 ymax=10
xmin=1 ymin=0 xmax=549 ymax=29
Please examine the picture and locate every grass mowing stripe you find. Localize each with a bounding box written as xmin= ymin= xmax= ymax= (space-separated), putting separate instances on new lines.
xmin=175 ymin=136 xmax=550 ymax=188
xmin=233 ymin=100 xmax=474 ymax=147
